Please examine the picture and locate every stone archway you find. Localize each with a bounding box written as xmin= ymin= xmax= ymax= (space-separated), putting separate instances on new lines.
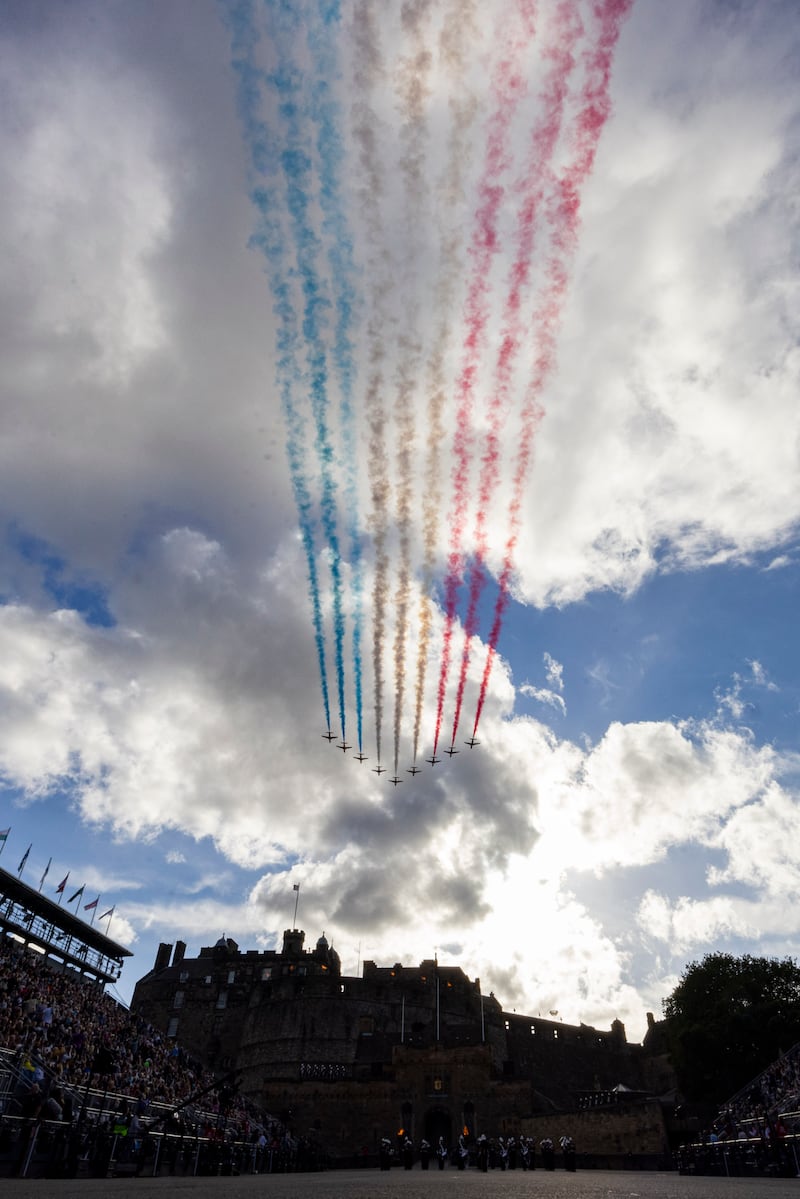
xmin=424 ymin=1107 xmax=452 ymax=1149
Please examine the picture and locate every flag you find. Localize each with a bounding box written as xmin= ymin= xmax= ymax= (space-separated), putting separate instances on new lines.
xmin=39 ymin=857 xmax=52 ymax=891
xmin=99 ymin=906 xmax=114 ymax=921
xmin=55 ymin=873 xmax=69 ymax=894
xmin=18 ymin=844 xmax=31 ymax=874
xmin=293 ymin=884 xmax=300 ymax=892
xmin=67 ymin=884 xmax=85 ymax=904
xmin=0 ymin=828 xmax=9 ymax=841
xmin=84 ymin=897 xmax=99 ymax=911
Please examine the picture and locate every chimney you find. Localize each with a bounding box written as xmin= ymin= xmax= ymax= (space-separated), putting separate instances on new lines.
xmin=172 ymin=941 xmax=186 ymax=967
xmin=154 ymin=943 xmax=172 ymax=972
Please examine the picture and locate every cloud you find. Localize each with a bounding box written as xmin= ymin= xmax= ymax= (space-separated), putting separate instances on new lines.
xmin=748 ymin=659 xmax=778 ymax=692
xmin=520 ymin=683 xmax=566 ymax=716
xmin=544 ymin=652 xmax=564 ymax=692
xmin=520 ymin=652 xmax=566 ymax=715
xmin=2 ymin=558 xmax=797 ymax=1041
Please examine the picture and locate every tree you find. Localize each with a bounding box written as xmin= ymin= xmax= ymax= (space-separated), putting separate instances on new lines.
xmin=662 ymin=952 xmax=800 ymax=1105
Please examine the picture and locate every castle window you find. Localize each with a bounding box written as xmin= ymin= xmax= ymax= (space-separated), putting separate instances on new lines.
xmin=179 ymin=971 xmax=189 ymax=983
xmin=227 ymin=970 xmax=236 ymax=984
xmin=204 ymin=976 xmax=212 ymax=985
xmin=216 ymin=990 xmax=228 ymax=1009
xmin=261 ymin=967 xmax=272 ymax=981
xmin=553 ymin=1028 xmax=559 ymax=1039
xmin=504 ymin=1019 xmax=510 ymax=1030
xmin=173 ymin=990 xmax=184 ymax=1010
xmin=167 ymin=1017 xmax=179 ymax=1038
xmin=530 ymin=1025 xmax=536 ymax=1035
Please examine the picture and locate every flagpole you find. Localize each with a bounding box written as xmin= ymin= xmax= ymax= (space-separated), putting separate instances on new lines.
xmin=39 ymin=857 xmax=52 ymax=893
xmin=17 ymin=844 xmax=31 ymax=879
xmin=0 ymin=828 xmax=9 ymax=857
xmin=292 ymin=884 xmax=300 ymax=928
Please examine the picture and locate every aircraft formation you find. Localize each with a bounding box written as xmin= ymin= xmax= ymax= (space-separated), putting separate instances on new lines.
xmin=226 ymin=2 xmax=632 ymax=780
xmin=321 ymin=731 xmax=479 ymax=782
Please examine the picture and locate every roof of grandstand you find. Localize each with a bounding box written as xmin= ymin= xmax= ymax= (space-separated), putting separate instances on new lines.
xmin=0 ymin=865 xmax=130 ymax=985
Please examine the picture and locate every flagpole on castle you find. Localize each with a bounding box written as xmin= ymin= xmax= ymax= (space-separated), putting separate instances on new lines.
xmin=0 ymin=828 xmax=10 ymax=858
xmin=292 ymin=883 xmax=300 ymax=929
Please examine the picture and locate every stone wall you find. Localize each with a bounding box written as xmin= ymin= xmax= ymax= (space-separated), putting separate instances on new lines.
xmin=522 ymin=1100 xmax=670 ymax=1158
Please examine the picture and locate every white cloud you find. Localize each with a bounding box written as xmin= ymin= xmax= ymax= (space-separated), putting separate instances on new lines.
xmin=519 ymin=682 xmax=566 ymax=716
xmin=544 ymin=651 xmax=564 ymax=692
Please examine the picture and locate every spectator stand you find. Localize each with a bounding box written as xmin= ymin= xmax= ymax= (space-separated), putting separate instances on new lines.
xmin=0 ymin=865 xmax=130 ymax=987
xmin=676 ymin=1043 xmax=800 ymax=1179
xmin=0 ymin=928 xmax=316 ymax=1178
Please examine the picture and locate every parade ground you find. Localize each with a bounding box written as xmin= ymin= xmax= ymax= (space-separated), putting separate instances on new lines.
xmin=1 ymin=1171 xmax=799 ymax=1199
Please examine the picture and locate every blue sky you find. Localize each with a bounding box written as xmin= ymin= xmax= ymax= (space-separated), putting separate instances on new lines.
xmin=1 ymin=0 xmax=799 ymax=1038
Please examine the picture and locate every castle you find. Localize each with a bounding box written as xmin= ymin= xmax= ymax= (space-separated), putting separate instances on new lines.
xmin=132 ymin=927 xmax=675 ymax=1160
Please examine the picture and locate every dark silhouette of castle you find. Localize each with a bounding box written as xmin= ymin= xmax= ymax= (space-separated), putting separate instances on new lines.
xmin=132 ymin=928 xmax=674 ymax=1158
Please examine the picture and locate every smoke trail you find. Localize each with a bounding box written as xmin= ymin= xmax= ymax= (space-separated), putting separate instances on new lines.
xmin=432 ymin=0 xmax=539 ymax=755
xmin=391 ymin=1 xmax=432 ymax=774
xmin=411 ymin=0 xmax=480 ymax=764
xmin=264 ymin=0 xmax=349 ymax=741
xmin=220 ymin=0 xmax=332 ymax=731
xmin=351 ymin=0 xmax=392 ymax=769
xmin=450 ymin=0 xmax=583 ymax=745
xmin=307 ymin=0 xmax=366 ymax=752
xmin=472 ymin=0 xmax=635 ymax=734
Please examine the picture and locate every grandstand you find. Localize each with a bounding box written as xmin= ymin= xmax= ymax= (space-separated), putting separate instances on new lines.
xmin=0 ymin=872 xmax=317 ymax=1179
xmin=676 ymin=1046 xmax=800 ymax=1178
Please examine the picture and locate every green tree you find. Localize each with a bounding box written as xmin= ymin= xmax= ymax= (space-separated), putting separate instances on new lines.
xmin=663 ymin=952 xmax=800 ymax=1105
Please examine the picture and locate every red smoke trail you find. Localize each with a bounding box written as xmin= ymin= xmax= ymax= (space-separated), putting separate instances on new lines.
xmin=432 ymin=0 xmax=538 ymax=756
xmin=449 ymin=0 xmax=583 ymax=746
xmin=472 ymin=0 xmax=635 ymax=736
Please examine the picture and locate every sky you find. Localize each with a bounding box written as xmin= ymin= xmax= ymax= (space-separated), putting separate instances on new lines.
xmin=0 ymin=0 xmax=798 ymax=1042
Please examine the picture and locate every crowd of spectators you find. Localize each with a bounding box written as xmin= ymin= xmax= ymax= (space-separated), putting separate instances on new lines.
xmin=712 ymin=1043 xmax=800 ymax=1142
xmin=0 ymin=932 xmax=310 ymax=1176
xmin=677 ymin=1044 xmax=800 ymax=1178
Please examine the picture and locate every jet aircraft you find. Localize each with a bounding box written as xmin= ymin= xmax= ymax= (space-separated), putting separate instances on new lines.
xmin=444 ymin=745 xmax=459 ymax=757
xmin=337 ymin=741 xmax=352 ymax=753
xmin=389 ymin=776 xmax=403 ymax=786
xmin=322 ymin=730 xmax=336 ymax=742
xmin=373 ymin=764 xmax=387 ymax=775
xmin=407 ymin=765 xmax=421 ymax=776
xmin=354 ymin=752 xmax=368 ymax=763
xmin=426 ymin=753 xmax=441 ymax=766
xmin=465 ymin=736 xmax=480 ymax=748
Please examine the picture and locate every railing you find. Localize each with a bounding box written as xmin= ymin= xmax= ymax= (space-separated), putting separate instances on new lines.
xmin=676 ymin=1129 xmax=800 ymax=1179
xmin=0 ymin=1109 xmax=324 ymax=1179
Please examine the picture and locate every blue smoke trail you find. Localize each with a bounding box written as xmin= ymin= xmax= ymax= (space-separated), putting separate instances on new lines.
xmin=220 ymin=0 xmax=331 ymax=732
xmin=264 ymin=0 xmax=349 ymax=743
xmin=306 ymin=0 xmax=366 ymax=753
